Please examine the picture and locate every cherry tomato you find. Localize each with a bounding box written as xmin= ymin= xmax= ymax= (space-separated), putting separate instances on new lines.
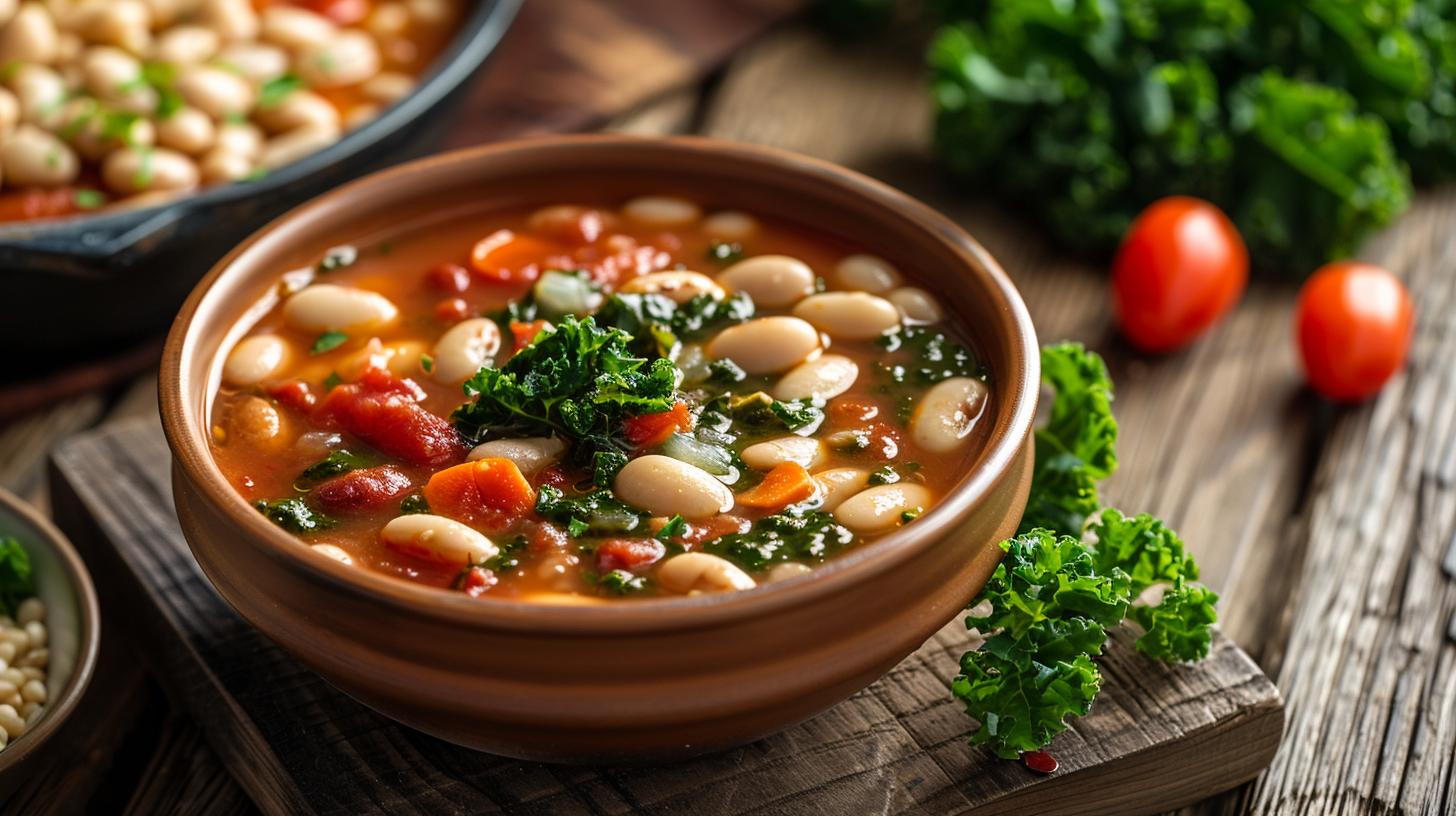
xmin=1295 ymin=261 xmax=1413 ymax=402
xmin=1111 ymin=196 xmax=1248 ymax=353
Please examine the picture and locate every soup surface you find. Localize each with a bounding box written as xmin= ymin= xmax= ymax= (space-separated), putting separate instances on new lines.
xmin=211 ymin=196 xmax=994 ymax=602
xmin=0 ymin=0 xmax=461 ymax=222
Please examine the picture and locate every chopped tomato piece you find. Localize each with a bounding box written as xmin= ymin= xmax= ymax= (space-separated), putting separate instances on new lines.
xmin=529 ymin=521 xmax=569 ymax=554
xmin=434 ymin=297 xmax=471 ymax=323
xmin=680 ymin=514 xmax=751 ymax=546
xmin=622 ymin=401 xmax=693 ymax=448
xmin=455 ymin=566 xmax=497 ymax=598
xmin=735 ymin=462 xmax=817 ymax=511
xmin=319 ymin=371 xmax=462 ymax=467
xmin=528 ymin=206 xmax=606 ymax=245
xmin=313 ymin=466 xmax=413 ymax=513
xmin=509 ymin=320 xmax=552 ymax=353
xmin=267 ymin=380 xmax=316 ymax=413
xmin=0 ymin=188 xmax=82 ymax=223
xmin=423 ymin=458 xmax=535 ymax=530
xmin=425 ymin=262 xmax=471 ymax=293
xmin=595 ymin=538 xmax=666 ymax=573
xmin=533 ymin=466 xmax=572 ymax=490
xmin=469 ymin=229 xmax=561 ymax=284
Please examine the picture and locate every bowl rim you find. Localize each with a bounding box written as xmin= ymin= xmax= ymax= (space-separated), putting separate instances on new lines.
xmin=0 ymin=486 xmax=100 ymax=773
xmin=161 ymin=134 xmax=1040 ymax=634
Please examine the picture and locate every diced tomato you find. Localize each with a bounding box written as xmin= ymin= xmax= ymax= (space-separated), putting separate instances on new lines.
xmin=864 ymin=421 xmax=902 ymax=461
xmin=319 ymin=370 xmax=462 ymax=466
xmin=267 ymin=380 xmax=316 ymax=413
xmin=425 ymin=262 xmax=471 ymax=293
xmin=533 ymin=466 xmax=572 ymax=490
xmin=828 ymin=397 xmax=880 ymax=426
xmin=529 ymin=521 xmax=569 ymax=554
xmin=578 ymin=245 xmax=671 ymax=288
xmin=680 ymin=515 xmax=751 ymax=546
xmin=622 ymin=401 xmax=693 ymax=448
xmin=313 ymin=465 xmax=414 ymax=513
xmin=423 ymin=458 xmax=535 ymax=530
xmin=595 ymin=538 xmax=666 ymax=573
xmin=455 ymin=566 xmax=497 ymax=598
xmin=509 ymin=320 xmax=552 ymax=353
xmin=0 ymin=187 xmax=82 ymax=223
xmin=434 ymin=297 xmax=471 ymax=323
xmin=469 ymin=229 xmax=561 ymax=284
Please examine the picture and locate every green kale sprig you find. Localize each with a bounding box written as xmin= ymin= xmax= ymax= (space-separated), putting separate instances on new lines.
xmin=0 ymin=537 xmax=34 ymax=618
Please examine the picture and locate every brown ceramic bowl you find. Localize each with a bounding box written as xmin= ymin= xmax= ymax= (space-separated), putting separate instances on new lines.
xmin=160 ymin=135 xmax=1040 ymax=763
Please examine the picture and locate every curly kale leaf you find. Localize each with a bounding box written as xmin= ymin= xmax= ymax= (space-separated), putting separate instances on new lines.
xmin=1020 ymin=343 xmax=1117 ymax=537
xmin=954 ymin=648 xmax=1102 ymax=760
xmin=0 ymin=537 xmax=34 ymax=617
xmin=704 ymin=510 xmax=857 ymax=572
xmin=255 ymin=498 xmax=335 ymax=533
xmin=1130 ymin=578 xmax=1219 ymax=662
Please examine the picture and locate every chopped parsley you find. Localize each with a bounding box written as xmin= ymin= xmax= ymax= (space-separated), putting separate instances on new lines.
xmin=399 ymin=493 xmax=430 ymax=515
xmin=294 ymin=449 xmax=370 ymax=489
xmin=656 ymin=515 xmax=688 ymax=541
xmin=74 ymin=188 xmax=106 ymax=210
xmin=322 ymin=371 xmax=343 ymax=391
xmin=484 ymin=535 xmax=527 ymax=572
xmin=594 ymin=569 xmax=650 ymax=595
xmin=310 ymin=331 xmax=348 ymax=355
xmin=255 ymin=498 xmax=334 ymax=533
xmin=258 ymin=73 xmax=304 ymax=109
xmin=867 ymin=465 xmax=901 ymax=485
xmin=419 ymin=354 xmax=434 ymax=374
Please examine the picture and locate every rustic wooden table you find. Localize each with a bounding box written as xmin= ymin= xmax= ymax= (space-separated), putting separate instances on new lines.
xmin=3 ymin=9 xmax=1453 ymax=815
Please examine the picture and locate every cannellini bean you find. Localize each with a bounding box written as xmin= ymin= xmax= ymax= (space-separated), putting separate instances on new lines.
xmin=102 ymin=147 xmax=199 ymax=195
xmin=297 ymin=28 xmax=380 ymax=88
xmin=310 ymin=543 xmax=353 ymax=565
xmin=283 ymin=283 xmax=398 ymax=332
xmin=0 ymin=643 xmax=13 ymax=663
xmin=740 ymin=436 xmax=824 ymax=470
xmin=366 ymin=2 xmax=408 ymax=38
xmin=73 ymin=0 xmax=152 ymax=54
xmin=792 ymin=292 xmax=902 ymax=340
xmin=619 ymin=271 xmax=724 ymax=304
xmin=175 ymin=65 xmax=255 ymax=119
xmin=773 ymin=354 xmax=858 ymax=401
xmin=0 ymin=4 xmax=58 ymax=64
xmin=716 ymin=255 xmax=815 ymax=309
xmin=155 ymin=107 xmax=215 ymax=155
xmin=0 ymin=703 xmax=24 ymax=739
xmin=140 ymin=0 xmax=198 ymax=27
xmin=361 ymin=71 xmax=413 ymax=103
xmin=231 ymin=395 xmax=284 ymax=446
xmin=766 ymin=561 xmax=813 ymax=583
xmin=85 ymin=47 xmax=159 ymax=114
xmin=199 ymin=147 xmax=252 ymax=182
xmin=911 ymin=377 xmax=989 ymax=453
xmin=835 ymin=254 xmax=902 ymax=293
xmin=223 ymin=334 xmax=291 ymax=385
xmin=467 ymin=436 xmax=565 ymax=475
xmin=1 ymin=125 xmax=78 ymax=187
xmin=14 ymin=599 xmax=42 ymax=626
xmin=22 ymin=622 xmax=43 ymax=648
xmin=215 ymin=121 xmax=263 ymax=158
xmin=0 ymin=88 xmax=16 ymax=139
xmin=255 ymin=90 xmax=339 ymax=134
xmin=656 ymin=552 xmax=755 ymax=595
xmin=706 ymin=316 xmax=820 ymax=375
xmin=153 ymin=24 xmax=219 ymax=63
xmin=216 ymin=41 xmax=288 ymax=82
xmin=622 ymin=195 xmax=700 ymax=228
xmin=380 ymin=514 xmax=497 ymax=567
xmin=19 ymin=679 xmax=44 ymax=704
xmin=201 ymin=0 xmax=257 ymax=40
xmin=702 ymin=211 xmax=758 ymax=242
xmin=431 ymin=317 xmax=500 ymax=384
xmin=259 ymin=125 xmax=337 ymax=169
xmin=614 ymin=455 xmax=734 ymax=519
xmin=68 ymin=103 xmax=157 ymax=161
xmin=813 ymin=467 xmax=871 ymax=511
xmin=0 ymin=681 xmax=13 ymax=700
xmin=833 ymin=484 xmax=933 ymax=534
xmin=887 ymin=286 xmax=943 ymax=324
xmin=8 ymin=65 xmax=65 ymax=126
xmin=260 ymin=6 xmax=335 ymax=50
xmin=407 ymin=0 xmax=451 ymax=25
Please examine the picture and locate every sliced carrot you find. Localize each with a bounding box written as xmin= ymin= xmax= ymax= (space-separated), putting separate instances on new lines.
xmin=622 ymin=401 xmax=693 ymax=448
xmin=735 ymin=462 xmax=817 ymax=511
xmin=469 ymin=229 xmax=560 ymax=284
xmin=423 ymin=458 xmax=535 ymax=529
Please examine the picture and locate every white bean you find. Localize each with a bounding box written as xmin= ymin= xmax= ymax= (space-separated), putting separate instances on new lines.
xmin=740 ymin=437 xmax=824 ymax=471
xmin=343 ymin=103 xmax=378 ymax=130
xmin=706 ymin=316 xmax=820 ymax=375
xmin=793 ymin=292 xmax=902 ymax=340
xmin=619 ymin=271 xmax=724 ymax=304
xmin=431 ymin=317 xmax=500 ymax=384
xmin=716 ymin=255 xmax=815 ymax=308
xmin=22 ymin=622 xmax=43 ymax=648
xmin=73 ymin=0 xmax=152 ymax=54
xmin=381 ymin=514 xmax=497 ymax=567
xmin=361 ymin=71 xmax=413 ymax=103
xmin=813 ymin=467 xmax=871 ymax=511
xmin=622 ymin=195 xmax=700 ymax=228
xmin=656 ymin=552 xmax=755 ymax=594
xmin=153 ymin=25 xmax=220 ymax=63
xmin=214 ymin=121 xmax=263 ymax=158
xmin=1 ymin=125 xmax=78 ymax=187
xmin=14 ymin=598 xmax=42 ymax=626
xmin=8 ymin=65 xmax=65 ymax=126
xmin=175 ymin=65 xmax=255 ymax=119
xmin=199 ymin=147 xmax=252 ymax=182
xmin=0 ymin=703 xmax=24 ymax=739
xmin=365 ymin=3 xmax=409 ymax=38
xmin=0 ymin=4 xmax=58 ymax=64
xmin=283 ymin=284 xmax=398 ymax=333
xmin=201 ymin=0 xmax=257 ymax=41
xmin=0 ymin=88 xmax=16 ymax=140
xmin=223 ymin=334 xmax=291 ymax=385
xmin=231 ymin=395 xmax=284 ymax=447
xmin=702 ymin=211 xmax=758 ymax=242
xmin=260 ymin=6 xmax=335 ymax=50
xmin=407 ymin=0 xmax=451 ymax=25
xmin=766 ymin=561 xmax=813 ymax=583
xmin=102 ymin=147 xmax=199 ymax=195
xmin=310 ymin=543 xmax=353 ymax=565
xmin=614 ymin=455 xmax=734 ymax=519
xmin=0 ymin=643 xmax=13 ymax=664
xmin=887 ymin=286 xmax=943 ymax=324
xmin=467 ymin=437 xmax=565 ymax=475
xmin=259 ymin=125 xmax=337 ymax=169
xmin=336 ymin=337 xmax=426 ymax=380
xmin=216 ymin=41 xmax=288 ymax=82
xmin=911 ymin=377 xmax=989 ymax=453
xmin=297 ymin=28 xmax=380 ymax=88
xmin=0 ymin=681 xmax=13 ymax=700
xmin=833 ymin=484 xmax=933 ymax=534
xmin=773 ymin=354 xmax=858 ymax=402
xmin=155 ymin=107 xmax=216 ymax=155
xmin=835 ymin=254 xmax=902 ymax=293
xmin=19 ymin=679 xmax=44 ymax=704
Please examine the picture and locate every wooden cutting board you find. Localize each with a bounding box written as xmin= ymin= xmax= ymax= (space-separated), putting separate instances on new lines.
xmin=48 ymin=419 xmax=1283 ymax=816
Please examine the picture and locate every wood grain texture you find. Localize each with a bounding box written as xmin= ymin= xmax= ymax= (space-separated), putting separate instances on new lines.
xmin=49 ymin=419 xmax=1280 ymax=816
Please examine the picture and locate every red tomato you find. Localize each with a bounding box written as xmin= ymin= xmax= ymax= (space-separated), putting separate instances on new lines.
xmin=595 ymin=538 xmax=666 ymax=573
xmin=313 ymin=466 xmax=414 ymax=513
xmin=1112 ymin=196 xmax=1248 ymax=353
xmin=434 ymin=297 xmax=471 ymax=323
xmin=425 ymin=262 xmax=471 ymax=293
xmin=319 ymin=370 xmax=461 ymax=466
xmin=1295 ymin=261 xmax=1413 ymax=402
xmin=621 ymin=402 xmax=693 ymax=448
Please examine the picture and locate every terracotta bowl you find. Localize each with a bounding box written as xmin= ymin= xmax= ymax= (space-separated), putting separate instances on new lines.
xmin=160 ymin=135 xmax=1040 ymax=762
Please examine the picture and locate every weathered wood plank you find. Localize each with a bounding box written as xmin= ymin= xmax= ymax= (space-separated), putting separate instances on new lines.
xmin=49 ymin=419 xmax=1279 ymax=816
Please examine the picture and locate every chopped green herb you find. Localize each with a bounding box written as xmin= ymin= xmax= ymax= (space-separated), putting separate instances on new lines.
xmin=132 ymin=147 xmax=155 ymax=188
xmin=704 ymin=510 xmax=856 ymax=572
xmin=254 ymin=498 xmax=335 ymax=533
xmin=900 ymin=508 xmax=922 ymax=523
xmin=399 ymin=493 xmax=430 ymax=515
xmin=294 ymin=449 xmax=370 ymax=490
xmin=311 ymin=331 xmax=348 ymax=355
xmin=534 ymin=485 xmax=645 ymax=536
xmin=768 ymin=398 xmax=824 ymax=432
xmin=242 ymin=167 xmax=269 ymax=182
xmin=258 ymin=73 xmax=304 ymax=109
xmin=73 ymin=188 xmax=106 ymax=210
xmin=316 ymin=245 xmax=358 ymax=273
xmin=591 ymin=450 xmax=628 ymax=489
xmin=656 ymin=515 xmax=688 ymax=541
xmin=323 ymin=371 xmax=343 ymax=391
xmin=594 ymin=569 xmax=650 ymax=595
xmin=484 ymin=535 xmax=527 ymax=572
xmin=867 ymin=466 xmax=900 ymax=485
xmin=419 ymin=354 xmax=434 ymax=374
xmin=0 ymin=537 xmax=34 ymax=617
xmin=706 ymin=358 xmax=747 ymax=385
xmin=876 ymin=326 xmax=983 ymax=385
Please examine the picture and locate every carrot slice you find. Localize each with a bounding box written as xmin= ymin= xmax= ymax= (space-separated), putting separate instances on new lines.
xmin=622 ymin=402 xmax=693 ymax=448
xmin=469 ymin=229 xmax=560 ymax=284
xmin=735 ymin=462 xmax=817 ymax=511
xmin=423 ymin=458 xmax=535 ymax=529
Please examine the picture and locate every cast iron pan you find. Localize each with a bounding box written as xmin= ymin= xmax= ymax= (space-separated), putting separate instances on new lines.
xmin=0 ymin=0 xmax=521 ymax=374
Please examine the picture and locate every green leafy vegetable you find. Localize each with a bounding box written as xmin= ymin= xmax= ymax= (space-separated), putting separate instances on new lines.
xmin=311 ymin=331 xmax=348 ymax=355
xmin=597 ymin=291 xmax=756 ymax=360
xmin=73 ymin=188 xmax=106 ymax=210
xmin=704 ymin=510 xmax=856 ymax=572
xmin=255 ymin=498 xmax=335 ymax=533
xmin=535 ymin=485 xmax=645 ymax=536
xmin=1020 ymin=343 xmax=1117 ymax=536
xmin=876 ymin=326 xmax=983 ymax=385
xmin=0 ymin=537 xmax=34 ymax=617
xmin=294 ymin=449 xmax=370 ymax=489
xmin=259 ymin=73 xmax=303 ymax=109
xmin=594 ymin=569 xmax=651 ymax=595
xmin=867 ymin=465 xmax=901 ymax=485
xmin=400 ymin=492 xmax=430 ymax=515
xmin=484 ymin=535 xmax=527 ymax=572
xmin=656 ymin=515 xmax=688 ymax=541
